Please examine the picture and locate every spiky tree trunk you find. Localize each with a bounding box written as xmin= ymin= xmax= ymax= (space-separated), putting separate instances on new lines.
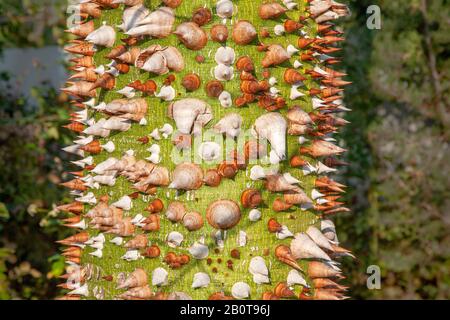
xmin=59 ymin=0 xmax=352 ymax=300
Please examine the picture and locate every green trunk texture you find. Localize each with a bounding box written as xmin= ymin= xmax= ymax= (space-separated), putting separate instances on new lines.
xmin=60 ymin=0 xmax=350 ymax=300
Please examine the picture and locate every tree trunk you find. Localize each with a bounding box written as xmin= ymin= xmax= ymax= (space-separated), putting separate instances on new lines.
xmin=58 ymin=0 xmax=352 ymax=300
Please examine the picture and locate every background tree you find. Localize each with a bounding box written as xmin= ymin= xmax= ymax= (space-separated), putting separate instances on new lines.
xmin=338 ymin=0 xmax=450 ymax=299
xmin=0 ymin=0 xmax=71 ymax=299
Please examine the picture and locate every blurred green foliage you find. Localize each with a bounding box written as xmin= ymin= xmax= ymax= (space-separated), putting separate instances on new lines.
xmin=0 ymin=0 xmax=71 ymax=300
xmin=0 ymin=82 xmax=73 ymax=299
xmin=338 ymin=0 xmax=450 ymax=299
xmin=0 ymin=0 xmax=67 ymax=48
xmin=0 ymin=0 xmax=449 ymax=300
